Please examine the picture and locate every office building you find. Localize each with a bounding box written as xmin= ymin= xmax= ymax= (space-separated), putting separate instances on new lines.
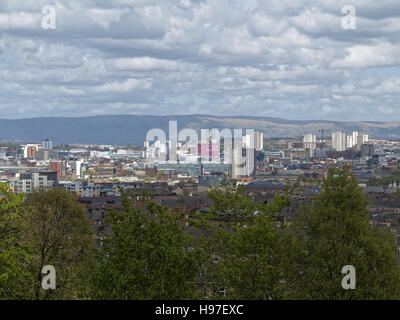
xmin=332 ymin=131 xmax=347 ymax=151
xmin=42 ymin=139 xmax=53 ymax=150
xmin=49 ymin=161 xmax=62 ymax=179
xmin=303 ymin=134 xmax=317 ymax=157
xmin=347 ymin=136 xmax=353 ymax=149
xmin=254 ymin=131 xmax=264 ymax=151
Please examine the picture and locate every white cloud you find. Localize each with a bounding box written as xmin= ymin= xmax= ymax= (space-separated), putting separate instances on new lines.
xmin=93 ymin=78 xmax=153 ymax=93
xmin=0 ymin=12 xmax=39 ymax=29
xmin=331 ymin=42 xmax=400 ymax=68
xmin=87 ymin=8 xmax=129 ymax=30
xmin=111 ymin=57 xmax=177 ymax=71
xmin=0 ymin=0 xmax=399 ymax=120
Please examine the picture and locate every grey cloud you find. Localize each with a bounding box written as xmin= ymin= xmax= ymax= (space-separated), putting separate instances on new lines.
xmin=0 ymin=0 xmax=399 ymax=120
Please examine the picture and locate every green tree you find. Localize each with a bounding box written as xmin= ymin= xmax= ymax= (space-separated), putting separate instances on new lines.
xmin=25 ymin=188 xmax=93 ymax=300
xmin=0 ymin=183 xmax=34 ymax=299
xmin=84 ymin=191 xmax=201 ymax=299
xmin=196 ymin=181 xmax=292 ymax=299
xmin=156 ymin=170 xmax=164 ymax=180
xmin=287 ymin=167 xmax=400 ymax=299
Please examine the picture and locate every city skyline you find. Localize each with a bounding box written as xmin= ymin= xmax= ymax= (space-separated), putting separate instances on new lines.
xmin=1 ymin=0 xmax=399 ymax=121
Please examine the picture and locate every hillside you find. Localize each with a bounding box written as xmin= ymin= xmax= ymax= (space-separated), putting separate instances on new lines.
xmin=0 ymin=115 xmax=398 ymax=145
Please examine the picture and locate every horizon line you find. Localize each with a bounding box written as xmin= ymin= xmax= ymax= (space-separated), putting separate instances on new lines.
xmin=0 ymin=114 xmax=395 ymax=123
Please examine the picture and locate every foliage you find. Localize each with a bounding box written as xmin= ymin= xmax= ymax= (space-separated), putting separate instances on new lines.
xmin=288 ymin=167 xmax=400 ymax=299
xmin=25 ymin=188 xmax=93 ymax=300
xmin=194 ymin=181 xmax=293 ymax=299
xmin=2 ymin=167 xmax=400 ymax=300
xmin=84 ymin=191 xmax=201 ymax=299
xmin=0 ymin=183 xmax=34 ymax=299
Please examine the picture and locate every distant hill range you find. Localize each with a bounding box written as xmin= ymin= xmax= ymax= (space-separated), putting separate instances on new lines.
xmin=1 ymin=114 xmax=400 ymax=146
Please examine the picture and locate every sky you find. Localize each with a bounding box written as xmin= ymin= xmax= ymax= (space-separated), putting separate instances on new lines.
xmin=1 ymin=0 xmax=400 ymax=121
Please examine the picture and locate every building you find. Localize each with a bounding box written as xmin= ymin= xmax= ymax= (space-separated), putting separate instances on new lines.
xmin=59 ymin=181 xmax=101 ymax=197
xmin=198 ymin=142 xmax=220 ymax=163
xmin=49 ymin=161 xmax=62 ymax=179
xmin=332 ymin=131 xmax=347 ymax=151
xmin=145 ymin=139 xmax=167 ymax=161
xmin=355 ymin=132 xmax=368 ymax=150
xmin=27 ymin=146 xmax=36 ymax=159
xmin=75 ymin=160 xmax=83 ymax=178
xmin=245 ymin=180 xmax=286 ymax=195
xmin=35 ymin=149 xmax=59 ymax=161
xmin=303 ymin=134 xmax=317 ymax=157
xmin=266 ymin=149 xmax=286 ymax=158
xmin=254 ymin=131 xmax=264 ymax=151
xmin=231 ymin=145 xmax=255 ymax=179
xmin=198 ymin=175 xmax=225 ymax=192
xmin=22 ymin=144 xmax=41 ymax=159
xmin=347 ymin=136 xmax=353 ymax=149
xmin=361 ymin=144 xmax=374 ymax=157
xmin=15 ymin=171 xmax=56 ymax=193
xmin=352 ymin=131 xmax=358 ymax=148
xmin=42 ymin=139 xmax=53 ymax=150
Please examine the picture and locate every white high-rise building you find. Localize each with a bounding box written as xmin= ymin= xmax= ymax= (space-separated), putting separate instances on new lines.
xmin=303 ymin=134 xmax=317 ymax=151
xmin=303 ymin=134 xmax=317 ymax=157
xmin=352 ymin=131 xmax=358 ymax=147
xmin=345 ymin=131 xmax=368 ymax=149
xmin=346 ymin=136 xmax=353 ymax=149
xmin=75 ymin=160 xmax=82 ymax=178
xmin=232 ymin=135 xmax=255 ymax=178
xmin=356 ymin=133 xmax=365 ymax=149
xmin=254 ymin=131 xmax=264 ymax=151
xmin=332 ymin=131 xmax=346 ymax=151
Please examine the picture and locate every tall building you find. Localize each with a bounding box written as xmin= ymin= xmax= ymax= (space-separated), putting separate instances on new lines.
xmin=254 ymin=131 xmax=264 ymax=151
xmin=231 ymin=146 xmax=255 ymax=179
xmin=332 ymin=131 xmax=346 ymax=151
xmin=352 ymin=131 xmax=358 ymax=148
xmin=361 ymin=144 xmax=374 ymax=157
xmin=49 ymin=161 xmax=62 ymax=179
xmin=355 ymin=133 xmax=365 ymax=150
xmin=232 ymin=134 xmax=255 ymax=179
xmin=303 ymin=134 xmax=317 ymax=156
xmin=42 ymin=139 xmax=53 ymax=150
xmin=346 ymin=136 xmax=353 ymax=149
xmin=27 ymin=146 xmax=36 ymax=159
xmin=75 ymin=160 xmax=83 ymax=178
xmin=22 ymin=144 xmax=41 ymax=159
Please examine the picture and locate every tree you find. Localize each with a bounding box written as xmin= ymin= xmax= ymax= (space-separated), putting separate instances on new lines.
xmin=25 ymin=188 xmax=93 ymax=300
xmin=84 ymin=191 xmax=201 ymax=299
xmin=156 ymin=170 xmax=164 ymax=180
xmin=287 ymin=167 xmax=400 ymax=299
xmin=196 ymin=181 xmax=292 ymax=299
xmin=0 ymin=183 xmax=34 ymax=299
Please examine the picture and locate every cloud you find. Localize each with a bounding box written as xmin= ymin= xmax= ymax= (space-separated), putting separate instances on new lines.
xmin=330 ymin=42 xmax=400 ymax=68
xmin=87 ymin=8 xmax=130 ymax=30
xmin=111 ymin=57 xmax=177 ymax=71
xmin=93 ymin=78 xmax=153 ymax=93
xmin=0 ymin=0 xmax=399 ymax=121
xmin=0 ymin=12 xmax=39 ymax=30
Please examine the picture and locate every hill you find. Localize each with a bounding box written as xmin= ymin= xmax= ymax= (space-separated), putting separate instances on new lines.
xmin=0 ymin=115 xmax=399 ymax=145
